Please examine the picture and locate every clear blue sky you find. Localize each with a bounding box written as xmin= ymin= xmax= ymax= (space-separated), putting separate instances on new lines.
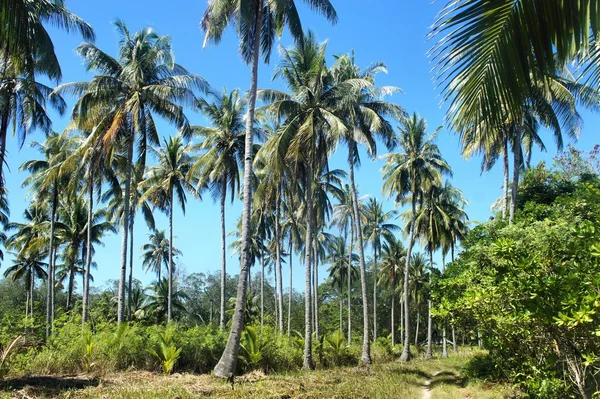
xmin=3 ymin=1 xmax=599 ymax=292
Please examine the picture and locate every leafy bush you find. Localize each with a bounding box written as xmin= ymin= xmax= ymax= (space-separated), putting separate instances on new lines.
xmin=147 ymin=327 xmax=182 ymax=375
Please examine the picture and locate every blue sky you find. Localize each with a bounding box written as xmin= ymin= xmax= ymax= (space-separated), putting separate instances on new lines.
xmin=3 ymin=1 xmax=599 ymax=293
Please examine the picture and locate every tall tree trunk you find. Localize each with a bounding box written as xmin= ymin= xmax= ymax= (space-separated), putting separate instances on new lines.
xmin=452 ymin=325 xmax=457 ymax=352
xmin=213 ymin=1 xmax=262 ymax=377
xmin=128 ymin=211 xmax=135 ymax=320
xmin=400 ymin=195 xmax=417 ymax=361
xmin=82 ymin=169 xmax=94 ymax=325
xmin=442 ymin=253 xmax=448 ymax=358
xmin=288 ymin=238 xmax=293 ymax=336
xmin=426 ymin=300 xmax=433 ymax=359
xmin=391 ymin=288 xmax=395 ymax=346
xmin=168 ymin=189 xmax=174 ymax=323
xmin=0 ymin=104 xmax=10 ymax=189
xmin=25 ymin=281 xmax=29 ymax=320
xmin=348 ymin=146 xmax=371 ymax=364
xmin=415 ymin=308 xmax=420 ymax=346
xmin=260 ymin=253 xmax=265 ymax=328
xmin=502 ymin=138 xmax=509 ymax=220
xmin=46 ymin=185 xmax=58 ymax=338
xmin=275 ymin=195 xmax=284 ymax=333
xmin=302 ymin=165 xmax=314 ymax=370
xmin=373 ymin=245 xmax=377 ymax=341
xmin=339 ymin=294 xmax=343 ymax=332
xmin=30 ymin=276 xmax=34 ymax=317
xmin=451 ymin=241 xmax=455 ymax=263
xmin=219 ymin=179 xmax=227 ymax=331
xmin=313 ymin=239 xmax=319 ymax=341
xmin=347 ymin=227 xmax=353 ymax=344
xmin=117 ymin=136 xmax=134 ymax=324
xmin=66 ymin=264 xmax=75 ymax=310
xmin=400 ymin=297 xmax=403 ymax=347
xmin=509 ymin=137 xmax=521 ymax=224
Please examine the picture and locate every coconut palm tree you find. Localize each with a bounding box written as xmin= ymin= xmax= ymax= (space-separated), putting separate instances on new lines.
xmin=326 ymin=236 xmax=358 ymax=332
xmin=202 ymin=0 xmax=338 ymax=377
xmin=409 ymin=252 xmax=428 ymax=348
xmin=54 ymin=21 xmax=207 ymax=323
xmin=362 ymin=198 xmax=399 ymax=341
xmin=382 ymin=113 xmax=451 ymax=361
xmin=378 ymin=235 xmax=405 ymax=347
xmin=140 ymin=136 xmax=196 ymax=322
xmin=141 ymin=229 xmax=181 ymax=281
xmin=191 ymin=88 xmax=246 ymax=330
xmin=3 ymin=251 xmax=47 ymax=319
xmin=143 ymin=278 xmax=188 ymax=322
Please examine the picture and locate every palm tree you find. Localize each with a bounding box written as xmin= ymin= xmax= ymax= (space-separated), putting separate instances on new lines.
xmin=330 ymin=53 xmax=403 ymax=363
xmin=409 ymin=252 xmax=428 ymax=348
xmin=191 ymin=88 xmax=246 ymax=330
xmin=281 ymin=193 xmax=304 ymax=336
xmin=0 ymin=0 xmax=94 ymax=188
xmin=3 ymin=252 xmax=47 ymax=319
xmin=54 ymin=21 xmax=207 ymax=324
xmin=144 ymin=278 xmax=188 ymax=322
xmin=378 ymin=235 xmax=406 ymax=347
xmin=20 ymin=132 xmax=76 ymax=336
xmin=326 ymin=236 xmax=358 ymax=332
xmin=430 ymin=0 xmax=600 ymax=140
xmin=202 ymin=0 xmax=338 ymax=378
xmin=362 ymin=198 xmax=399 ymax=341
xmin=141 ymin=136 xmax=196 ymax=322
xmin=382 ymin=113 xmax=451 ymax=361
xmin=141 ymin=230 xmax=181 ymax=281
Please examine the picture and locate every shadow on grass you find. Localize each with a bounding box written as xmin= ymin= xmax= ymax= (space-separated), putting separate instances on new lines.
xmin=430 ymin=370 xmax=465 ymax=390
xmin=0 ymin=376 xmax=100 ymax=396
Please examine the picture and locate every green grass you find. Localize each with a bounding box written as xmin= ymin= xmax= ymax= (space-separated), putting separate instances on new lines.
xmin=0 ymin=349 xmax=520 ymax=399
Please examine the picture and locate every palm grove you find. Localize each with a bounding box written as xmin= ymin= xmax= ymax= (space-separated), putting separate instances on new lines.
xmin=1 ymin=1 xmax=600 ymax=397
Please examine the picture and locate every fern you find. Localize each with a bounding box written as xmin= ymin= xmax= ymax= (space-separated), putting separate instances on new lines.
xmin=147 ymin=328 xmax=182 ymax=375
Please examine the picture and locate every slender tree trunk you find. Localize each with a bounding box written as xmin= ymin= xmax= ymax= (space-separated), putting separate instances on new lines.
xmin=442 ymin=253 xmax=448 ymax=358
xmin=477 ymin=329 xmax=482 ymax=348
xmin=46 ymin=185 xmax=58 ymax=339
xmin=288 ymin=238 xmax=293 ymax=336
xmin=415 ymin=308 xmax=420 ymax=346
xmin=25 ymin=282 xmax=29 ymax=320
xmin=400 ymin=297 xmax=403 ymax=347
xmin=510 ymin=137 xmax=521 ymax=224
xmin=373 ymin=245 xmax=378 ymax=342
xmin=67 ymin=264 xmax=75 ymax=310
xmin=219 ymin=180 xmax=227 ymax=331
xmin=260 ymin=253 xmax=264 ymax=328
xmin=0 ymin=104 xmax=10 ymax=189
xmin=168 ymin=190 xmax=174 ymax=323
xmin=348 ymin=146 xmax=372 ymax=364
xmin=275 ymin=195 xmax=284 ymax=333
xmin=82 ymin=169 xmax=94 ymax=325
xmin=391 ymin=288 xmax=395 ymax=346
xmin=452 ymin=325 xmax=457 ymax=352
xmin=313 ymin=239 xmax=319 ymax=341
xmin=128 ymin=212 xmax=135 ymax=320
xmin=426 ymin=300 xmax=433 ymax=359
xmin=117 ymin=136 xmax=134 ymax=324
xmin=30 ymin=277 xmax=34 ymax=317
xmin=347 ymin=227 xmax=353 ymax=344
xmin=400 ymin=195 xmax=417 ymax=362
xmin=213 ymin=1 xmax=262 ymax=378
xmin=339 ymin=295 xmax=343 ymax=332
xmin=302 ymin=165 xmax=314 ymax=370
xmin=502 ymin=138 xmax=509 ymax=220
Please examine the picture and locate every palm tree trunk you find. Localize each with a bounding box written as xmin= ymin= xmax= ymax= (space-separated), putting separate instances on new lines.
xmin=400 ymin=195 xmax=417 ymax=362
xmin=0 ymin=104 xmax=10 ymax=189
xmin=260 ymin=252 xmax=265 ymax=328
xmin=373 ymin=245 xmax=377 ymax=341
xmin=117 ymin=136 xmax=134 ymax=324
xmin=426 ymin=300 xmax=433 ymax=359
xmin=339 ymin=294 xmax=343 ymax=332
xmin=82 ymin=169 xmax=94 ymax=325
xmin=415 ymin=308 xmax=420 ymax=346
xmin=347 ymin=224 xmax=353 ymax=344
xmin=46 ymin=185 xmax=58 ymax=339
xmin=213 ymin=0 xmax=263 ymax=378
xmin=391 ymin=288 xmax=395 ymax=346
xmin=442 ymin=253 xmax=448 ymax=358
xmin=288 ymin=238 xmax=293 ymax=337
xmin=168 ymin=190 xmax=174 ymax=323
xmin=30 ymin=276 xmax=34 ymax=317
xmin=348 ymin=145 xmax=372 ymax=365
xmin=313 ymin=239 xmax=319 ymax=341
xmin=128 ymin=211 xmax=135 ymax=320
xmin=509 ymin=137 xmax=521 ymax=224
xmin=219 ymin=180 xmax=227 ymax=331
xmin=67 ymin=264 xmax=75 ymax=311
xmin=502 ymin=138 xmax=509 ymax=220
xmin=452 ymin=325 xmax=457 ymax=352
xmin=302 ymin=165 xmax=314 ymax=370
xmin=25 ymin=281 xmax=29 ymax=320
xmin=275 ymin=195 xmax=284 ymax=333
xmin=400 ymin=297 xmax=403 ymax=346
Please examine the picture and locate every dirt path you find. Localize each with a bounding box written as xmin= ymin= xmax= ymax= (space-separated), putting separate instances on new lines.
xmin=422 ymin=371 xmax=440 ymax=399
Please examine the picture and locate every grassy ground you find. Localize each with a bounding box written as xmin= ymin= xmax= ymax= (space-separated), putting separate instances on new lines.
xmin=0 ymin=350 xmax=519 ymax=398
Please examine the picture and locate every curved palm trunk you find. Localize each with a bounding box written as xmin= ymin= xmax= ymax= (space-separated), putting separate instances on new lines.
xmin=275 ymin=196 xmax=284 ymax=333
xmin=219 ymin=179 xmax=227 ymax=331
xmin=347 ymin=224 xmax=353 ymax=344
xmin=426 ymin=300 xmax=433 ymax=359
xmin=117 ymin=136 xmax=134 ymax=324
xmin=288 ymin=238 xmax=293 ymax=336
xmin=502 ymin=138 xmax=509 ymax=220
xmin=509 ymin=133 xmax=521 ymax=224
xmin=46 ymin=185 xmax=58 ymax=338
xmin=400 ymin=195 xmax=417 ymax=362
xmin=303 ymin=166 xmax=314 ymax=370
xmin=348 ymin=149 xmax=371 ymax=364
xmin=82 ymin=169 xmax=94 ymax=325
xmin=373 ymin=245 xmax=377 ymax=341
xmin=168 ymin=190 xmax=174 ymax=323
xmin=213 ymin=1 xmax=262 ymax=378
xmin=128 ymin=212 xmax=135 ymax=320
